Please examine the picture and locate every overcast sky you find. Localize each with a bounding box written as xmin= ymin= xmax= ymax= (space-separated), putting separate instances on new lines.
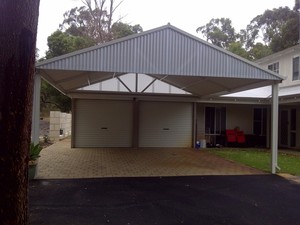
xmin=37 ymin=0 xmax=295 ymax=57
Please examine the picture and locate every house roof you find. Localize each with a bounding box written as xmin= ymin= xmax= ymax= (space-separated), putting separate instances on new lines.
xmin=36 ymin=24 xmax=284 ymax=97
xmin=255 ymin=44 xmax=300 ymax=64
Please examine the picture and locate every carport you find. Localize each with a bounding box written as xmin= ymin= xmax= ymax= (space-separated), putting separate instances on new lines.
xmin=33 ymin=24 xmax=283 ymax=173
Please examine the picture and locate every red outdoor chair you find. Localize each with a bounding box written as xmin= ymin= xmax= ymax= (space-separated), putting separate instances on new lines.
xmin=226 ymin=130 xmax=236 ymax=143
xmin=236 ymin=131 xmax=246 ymax=144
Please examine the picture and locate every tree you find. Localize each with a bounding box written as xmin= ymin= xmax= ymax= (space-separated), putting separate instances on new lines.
xmin=45 ymin=30 xmax=94 ymax=59
xmin=60 ymin=0 xmax=125 ymax=44
xmin=41 ymin=1 xmax=143 ymax=113
xmin=111 ymin=22 xmax=143 ymax=39
xmin=40 ymin=80 xmax=72 ymax=113
xmin=196 ymin=3 xmax=298 ymax=60
xmin=196 ymin=18 xmax=254 ymax=59
xmin=248 ymin=43 xmax=272 ymax=60
xmin=244 ymin=6 xmax=298 ymax=53
xmin=60 ymin=0 xmax=143 ymax=43
xmin=196 ymin=18 xmax=237 ymax=49
xmin=227 ymin=42 xmax=251 ymax=60
xmin=0 ymin=0 xmax=40 ymax=224
xmin=40 ymin=30 xmax=94 ymax=113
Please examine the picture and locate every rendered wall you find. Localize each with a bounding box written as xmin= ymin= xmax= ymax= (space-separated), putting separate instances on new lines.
xmin=50 ymin=111 xmax=72 ymax=142
xmin=226 ymin=105 xmax=254 ymax=134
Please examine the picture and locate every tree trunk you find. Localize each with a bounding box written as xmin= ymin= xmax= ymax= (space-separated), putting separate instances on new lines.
xmin=0 ymin=1 xmax=40 ymax=224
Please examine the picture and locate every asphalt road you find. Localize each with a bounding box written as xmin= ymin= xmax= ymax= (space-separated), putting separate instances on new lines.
xmin=29 ymin=175 xmax=300 ymax=225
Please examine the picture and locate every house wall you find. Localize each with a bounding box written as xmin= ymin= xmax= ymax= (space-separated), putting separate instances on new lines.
xmin=258 ymin=49 xmax=300 ymax=88
xmin=196 ymin=103 xmax=260 ymax=135
xmin=257 ymin=46 xmax=300 ymax=148
xmin=226 ymin=105 xmax=253 ymax=134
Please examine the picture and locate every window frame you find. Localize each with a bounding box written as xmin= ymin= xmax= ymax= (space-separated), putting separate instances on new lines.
xmin=292 ymin=56 xmax=300 ymax=81
xmin=205 ymin=106 xmax=226 ymax=135
xmin=267 ymin=62 xmax=279 ymax=74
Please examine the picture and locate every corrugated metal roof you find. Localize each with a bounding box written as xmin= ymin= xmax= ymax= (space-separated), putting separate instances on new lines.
xmin=36 ymin=24 xmax=284 ymax=96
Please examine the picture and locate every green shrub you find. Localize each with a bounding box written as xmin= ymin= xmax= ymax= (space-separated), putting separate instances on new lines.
xmin=29 ymin=142 xmax=43 ymax=161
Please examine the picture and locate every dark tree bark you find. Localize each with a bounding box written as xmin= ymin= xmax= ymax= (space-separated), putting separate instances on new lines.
xmin=0 ymin=1 xmax=40 ymax=224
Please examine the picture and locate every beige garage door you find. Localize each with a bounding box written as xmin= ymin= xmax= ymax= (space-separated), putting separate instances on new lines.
xmin=139 ymin=101 xmax=193 ymax=147
xmin=74 ymin=99 xmax=133 ymax=147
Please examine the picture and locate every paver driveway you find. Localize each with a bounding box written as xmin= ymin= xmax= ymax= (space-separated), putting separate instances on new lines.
xmin=37 ymin=138 xmax=264 ymax=179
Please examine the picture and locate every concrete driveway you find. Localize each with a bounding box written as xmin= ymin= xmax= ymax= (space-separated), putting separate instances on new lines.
xmin=36 ymin=138 xmax=264 ymax=179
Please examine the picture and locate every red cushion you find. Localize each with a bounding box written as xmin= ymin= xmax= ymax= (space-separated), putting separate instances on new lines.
xmin=236 ymin=131 xmax=245 ymax=143
xmin=226 ymin=130 xmax=236 ymax=142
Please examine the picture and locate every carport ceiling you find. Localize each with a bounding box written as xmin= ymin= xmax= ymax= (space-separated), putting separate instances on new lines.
xmin=36 ymin=24 xmax=284 ymax=97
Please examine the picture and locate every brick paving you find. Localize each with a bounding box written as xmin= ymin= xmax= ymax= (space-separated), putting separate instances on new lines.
xmin=36 ymin=138 xmax=265 ymax=179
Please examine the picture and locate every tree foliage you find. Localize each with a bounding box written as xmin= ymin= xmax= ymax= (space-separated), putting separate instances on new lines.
xmin=111 ymin=22 xmax=143 ymax=39
xmin=45 ymin=30 xmax=94 ymax=58
xmin=246 ymin=6 xmax=298 ymax=53
xmin=40 ymin=80 xmax=72 ymax=113
xmin=41 ymin=0 xmax=143 ymax=113
xmin=41 ymin=30 xmax=95 ymax=113
xmin=60 ymin=0 xmax=137 ymax=44
xmin=227 ymin=42 xmax=251 ymax=60
xmin=196 ymin=18 xmax=236 ymax=49
xmin=196 ymin=3 xmax=298 ymax=60
xmin=248 ymin=43 xmax=272 ymax=61
xmin=60 ymin=0 xmax=142 ymax=44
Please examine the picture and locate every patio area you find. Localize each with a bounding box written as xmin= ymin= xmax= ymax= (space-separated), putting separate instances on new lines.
xmin=36 ymin=138 xmax=265 ymax=179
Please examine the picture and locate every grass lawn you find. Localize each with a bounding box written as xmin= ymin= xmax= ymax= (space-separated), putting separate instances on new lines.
xmin=207 ymin=148 xmax=300 ymax=175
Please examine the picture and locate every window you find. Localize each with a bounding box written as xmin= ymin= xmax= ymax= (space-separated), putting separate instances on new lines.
xmin=293 ymin=56 xmax=299 ymax=81
xmin=253 ymin=108 xmax=267 ymax=136
xmin=205 ymin=107 xmax=226 ymax=135
xmin=268 ymin=62 xmax=279 ymax=74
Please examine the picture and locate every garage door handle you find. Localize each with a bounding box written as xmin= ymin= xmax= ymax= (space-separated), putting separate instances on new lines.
xmin=163 ymin=128 xmax=170 ymax=130
xmin=101 ymin=127 xmax=108 ymax=130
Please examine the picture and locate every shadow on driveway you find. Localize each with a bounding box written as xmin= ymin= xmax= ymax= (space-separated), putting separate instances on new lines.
xmin=29 ymin=175 xmax=300 ymax=225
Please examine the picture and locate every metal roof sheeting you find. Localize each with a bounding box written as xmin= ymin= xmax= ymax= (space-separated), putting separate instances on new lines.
xmin=36 ymin=24 xmax=284 ymax=96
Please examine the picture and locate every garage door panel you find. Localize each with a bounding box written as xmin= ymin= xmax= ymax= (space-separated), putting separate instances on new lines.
xmin=74 ymin=100 xmax=132 ymax=147
xmin=139 ymin=102 xmax=192 ymax=147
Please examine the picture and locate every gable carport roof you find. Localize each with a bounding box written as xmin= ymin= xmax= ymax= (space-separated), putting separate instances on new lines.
xmin=33 ymin=24 xmax=283 ymax=174
xmin=35 ymin=24 xmax=284 ymax=97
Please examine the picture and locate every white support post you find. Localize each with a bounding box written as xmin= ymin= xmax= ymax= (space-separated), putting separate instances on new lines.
xmin=135 ymin=73 xmax=138 ymax=92
xmin=31 ymin=73 xmax=41 ymax=144
xmin=271 ymin=83 xmax=279 ymax=174
xmin=192 ymin=102 xmax=197 ymax=148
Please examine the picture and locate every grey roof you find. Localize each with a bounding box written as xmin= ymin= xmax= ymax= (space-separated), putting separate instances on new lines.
xmin=36 ymin=24 xmax=284 ymax=97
